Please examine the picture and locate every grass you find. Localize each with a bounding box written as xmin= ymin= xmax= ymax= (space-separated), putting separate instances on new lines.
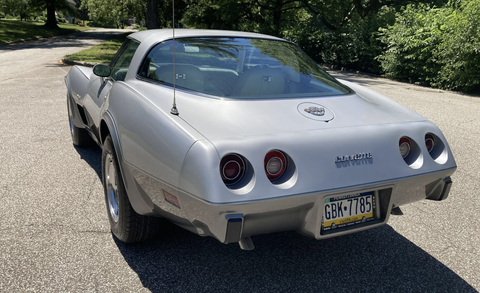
xmin=0 ymin=19 xmax=90 ymax=45
xmin=65 ymin=33 xmax=129 ymax=64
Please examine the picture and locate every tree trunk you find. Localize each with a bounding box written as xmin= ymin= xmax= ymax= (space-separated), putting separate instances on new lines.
xmin=272 ymin=0 xmax=283 ymax=37
xmin=45 ymin=0 xmax=59 ymax=29
xmin=146 ymin=0 xmax=159 ymax=29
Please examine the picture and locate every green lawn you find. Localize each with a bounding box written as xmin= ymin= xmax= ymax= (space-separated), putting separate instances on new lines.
xmin=65 ymin=33 xmax=129 ymax=64
xmin=0 ymin=19 xmax=90 ymax=45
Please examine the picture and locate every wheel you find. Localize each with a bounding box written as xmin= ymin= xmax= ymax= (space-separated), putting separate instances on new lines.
xmin=102 ymin=135 xmax=161 ymax=243
xmin=67 ymin=95 xmax=92 ymax=147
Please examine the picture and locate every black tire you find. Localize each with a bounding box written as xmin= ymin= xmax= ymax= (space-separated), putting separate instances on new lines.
xmin=67 ymin=96 xmax=92 ymax=147
xmin=102 ymin=135 xmax=161 ymax=243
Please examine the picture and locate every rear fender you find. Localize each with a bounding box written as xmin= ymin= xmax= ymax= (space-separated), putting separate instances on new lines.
xmin=101 ymin=112 xmax=157 ymax=215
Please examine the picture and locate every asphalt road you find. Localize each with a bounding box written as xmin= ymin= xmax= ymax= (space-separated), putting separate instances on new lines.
xmin=0 ymin=29 xmax=479 ymax=292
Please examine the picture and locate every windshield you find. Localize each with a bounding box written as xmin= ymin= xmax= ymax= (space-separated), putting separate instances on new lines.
xmin=138 ymin=37 xmax=353 ymax=99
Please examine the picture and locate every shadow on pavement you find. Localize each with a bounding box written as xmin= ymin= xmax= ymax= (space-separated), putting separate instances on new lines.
xmin=114 ymin=221 xmax=475 ymax=292
xmin=72 ymin=139 xmax=475 ymax=292
xmin=0 ymin=30 xmax=130 ymax=52
xmin=74 ymin=145 xmax=102 ymax=180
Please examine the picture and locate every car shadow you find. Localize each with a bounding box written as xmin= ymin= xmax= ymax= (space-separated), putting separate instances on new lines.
xmin=73 ymin=145 xmax=102 ymax=180
xmin=72 ymin=143 xmax=475 ymax=292
xmin=113 ymin=222 xmax=475 ymax=292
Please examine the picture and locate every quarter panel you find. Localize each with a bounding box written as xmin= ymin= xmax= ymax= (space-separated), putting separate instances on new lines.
xmin=107 ymin=83 xmax=197 ymax=189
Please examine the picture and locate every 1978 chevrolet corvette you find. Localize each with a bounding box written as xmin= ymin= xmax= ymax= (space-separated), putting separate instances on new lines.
xmin=65 ymin=29 xmax=456 ymax=249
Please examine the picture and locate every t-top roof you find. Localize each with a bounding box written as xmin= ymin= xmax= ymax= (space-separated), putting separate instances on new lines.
xmin=128 ymin=29 xmax=285 ymax=46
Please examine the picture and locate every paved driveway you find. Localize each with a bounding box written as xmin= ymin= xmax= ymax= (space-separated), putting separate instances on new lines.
xmin=0 ymin=30 xmax=479 ymax=292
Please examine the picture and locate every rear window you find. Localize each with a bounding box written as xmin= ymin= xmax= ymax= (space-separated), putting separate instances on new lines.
xmin=138 ymin=37 xmax=353 ymax=99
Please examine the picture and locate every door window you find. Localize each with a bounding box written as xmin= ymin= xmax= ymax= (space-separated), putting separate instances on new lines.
xmin=110 ymin=39 xmax=140 ymax=82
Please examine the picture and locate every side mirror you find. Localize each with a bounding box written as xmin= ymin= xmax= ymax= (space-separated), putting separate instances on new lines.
xmin=93 ymin=64 xmax=112 ymax=77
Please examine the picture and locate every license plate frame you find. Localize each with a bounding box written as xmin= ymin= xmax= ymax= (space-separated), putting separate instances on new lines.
xmin=322 ymin=191 xmax=376 ymax=232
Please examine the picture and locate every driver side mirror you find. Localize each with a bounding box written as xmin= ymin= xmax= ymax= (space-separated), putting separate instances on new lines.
xmin=93 ymin=64 xmax=112 ymax=77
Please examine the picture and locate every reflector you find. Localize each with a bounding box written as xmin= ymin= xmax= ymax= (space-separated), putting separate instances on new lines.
xmin=220 ymin=154 xmax=245 ymax=185
xmin=223 ymin=161 xmax=241 ymax=180
xmin=425 ymin=133 xmax=435 ymax=153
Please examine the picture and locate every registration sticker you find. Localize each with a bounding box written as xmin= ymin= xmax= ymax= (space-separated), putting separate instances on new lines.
xmin=322 ymin=192 xmax=375 ymax=231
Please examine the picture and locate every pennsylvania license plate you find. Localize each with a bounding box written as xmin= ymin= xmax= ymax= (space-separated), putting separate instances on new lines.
xmin=323 ymin=192 xmax=375 ymax=231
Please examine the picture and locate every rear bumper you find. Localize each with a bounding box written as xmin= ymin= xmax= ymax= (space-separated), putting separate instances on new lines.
xmin=130 ymin=167 xmax=455 ymax=244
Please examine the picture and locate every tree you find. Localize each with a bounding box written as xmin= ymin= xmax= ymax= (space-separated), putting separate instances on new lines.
xmin=299 ymin=0 xmax=444 ymax=31
xmin=182 ymin=0 xmax=305 ymax=37
xmin=0 ymin=0 xmax=39 ymax=20
xmin=74 ymin=0 xmax=89 ymax=22
xmin=29 ymin=0 xmax=76 ymax=29
xmin=81 ymin=0 xmax=129 ymax=28
xmin=146 ymin=0 xmax=158 ymax=29
xmin=45 ymin=0 xmax=57 ymax=28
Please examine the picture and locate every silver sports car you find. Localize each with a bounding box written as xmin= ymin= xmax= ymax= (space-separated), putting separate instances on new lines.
xmin=65 ymin=29 xmax=456 ymax=250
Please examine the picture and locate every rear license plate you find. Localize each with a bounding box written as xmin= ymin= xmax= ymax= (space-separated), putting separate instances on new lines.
xmin=322 ymin=192 xmax=375 ymax=231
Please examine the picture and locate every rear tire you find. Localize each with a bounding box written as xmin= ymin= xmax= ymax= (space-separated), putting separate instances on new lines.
xmin=102 ymin=135 xmax=161 ymax=243
xmin=67 ymin=96 xmax=92 ymax=147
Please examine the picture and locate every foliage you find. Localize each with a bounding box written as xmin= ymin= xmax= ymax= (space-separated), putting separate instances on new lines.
xmin=80 ymin=0 xmax=128 ymax=28
xmin=302 ymin=7 xmax=396 ymax=73
xmin=378 ymin=0 xmax=480 ymax=93
xmin=182 ymin=0 xmax=312 ymax=37
xmin=81 ymin=0 xmax=186 ymax=29
xmin=182 ymin=1 xmax=396 ymax=73
xmin=434 ymin=0 xmax=480 ymax=93
xmin=0 ymin=0 xmax=41 ymax=20
xmin=378 ymin=4 xmax=449 ymax=85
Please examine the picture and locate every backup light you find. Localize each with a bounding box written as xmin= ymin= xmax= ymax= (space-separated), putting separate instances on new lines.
xmin=399 ymin=137 xmax=411 ymax=159
xmin=264 ymin=150 xmax=287 ymax=181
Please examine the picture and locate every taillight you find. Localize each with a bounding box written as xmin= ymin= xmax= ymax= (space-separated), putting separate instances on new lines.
xmin=399 ymin=137 xmax=411 ymax=159
xmin=425 ymin=133 xmax=435 ymax=153
xmin=264 ymin=150 xmax=287 ymax=181
xmin=220 ymin=154 xmax=245 ymax=185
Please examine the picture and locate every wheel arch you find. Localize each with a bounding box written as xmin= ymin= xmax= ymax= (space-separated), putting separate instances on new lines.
xmin=100 ymin=119 xmax=110 ymax=145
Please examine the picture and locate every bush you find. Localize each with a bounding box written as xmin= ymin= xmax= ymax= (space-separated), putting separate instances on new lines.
xmin=378 ymin=1 xmax=480 ymax=93
xmin=285 ymin=7 xmax=395 ymax=74
xmin=36 ymin=16 xmax=47 ymax=23
xmin=4 ymin=14 xmax=18 ymax=20
xmin=378 ymin=4 xmax=449 ymax=85
xmin=434 ymin=0 xmax=480 ymax=93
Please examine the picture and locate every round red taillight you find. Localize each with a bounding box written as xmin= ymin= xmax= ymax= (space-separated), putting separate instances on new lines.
xmin=220 ymin=154 xmax=245 ymax=185
xmin=425 ymin=133 xmax=435 ymax=153
xmin=264 ymin=150 xmax=287 ymax=181
xmin=399 ymin=137 xmax=411 ymax=159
